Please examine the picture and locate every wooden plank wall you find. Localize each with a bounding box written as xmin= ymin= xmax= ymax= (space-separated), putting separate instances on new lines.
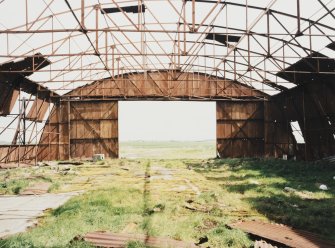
xmin=0 ymin=145 xmax=37 ymax=163
xmin=37 ymin=103 xmax=66 ymax=161
xmin=69 ymin=71 xmax=264 ymax=99
xmin=273 ymin=82 xmax=335 ymax=160
xmin=217 ymin=101 xmax=296 ymax=158
xmin=264 ymin=100 xmax=297 ymax=158
xmin=69 ymin=101 xmax=118 ymax=159
xmin=217 ymin=101 xmax=265 ymax=158
xmin=0 ymin=84 xmax=19 ymax=116
xmin=26 ymin=98 xmax=49 ymax=122
xmin=38 ymin=100 xmax=118 ymax=161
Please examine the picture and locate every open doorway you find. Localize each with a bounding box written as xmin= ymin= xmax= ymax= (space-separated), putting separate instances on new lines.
xmin=119 ymin=101 xmax=216 ymax=159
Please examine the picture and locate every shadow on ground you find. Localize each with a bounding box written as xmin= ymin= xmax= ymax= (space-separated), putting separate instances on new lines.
xmin=188 ymin=158 xmax=335 ymax=241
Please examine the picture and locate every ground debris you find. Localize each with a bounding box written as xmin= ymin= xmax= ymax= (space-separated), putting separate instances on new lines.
xmin=184 ymin=201 xmax=213 ymax=213
xmin=319 ymin=184 xmax=328 ymax=190
xmin=58 ymin=161 xmax=83 ymax=166
xmin=76 ymin=231 xmax=198 ymax=248
xmin=229 ymin=221 xmax=335 ymax=248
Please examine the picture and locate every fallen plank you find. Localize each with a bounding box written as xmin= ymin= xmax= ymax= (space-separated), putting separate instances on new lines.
xmin=77 ymin=231 xmax=198 ymax=248
xmin=229 ymin=221 xmax=335 ymax=248
xmin=58 ymin=161 xmax=83 ymax=165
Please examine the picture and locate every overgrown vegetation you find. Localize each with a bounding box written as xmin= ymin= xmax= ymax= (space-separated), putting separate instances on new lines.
xmin=0 ymin=153 xmax=334 ymax=247
xmin=191 ymin=158 xmax=335 ymax=239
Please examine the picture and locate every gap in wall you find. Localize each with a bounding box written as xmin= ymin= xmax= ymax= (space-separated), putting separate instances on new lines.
xmin=118 ymin=101 xmax=216 ymax=159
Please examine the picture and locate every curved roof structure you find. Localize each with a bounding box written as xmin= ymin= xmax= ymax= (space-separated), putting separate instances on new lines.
xmin=0 ymin=0 xmax=334 ymax=96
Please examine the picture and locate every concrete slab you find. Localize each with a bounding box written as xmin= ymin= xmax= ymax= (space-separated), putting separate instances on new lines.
xmin=0 ymin=192 xmax=80 ymax=238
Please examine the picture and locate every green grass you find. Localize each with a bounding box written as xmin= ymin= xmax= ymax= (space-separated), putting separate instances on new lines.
xmin=0 ymin=166 xmax=70 ymax=195
xmin=190 ymin=158 xmax=335 ymax=239
xmin=0 ymin=146 xmax=334 ymax=247
xmin=120 ymin=140 xmax=216 ymax=159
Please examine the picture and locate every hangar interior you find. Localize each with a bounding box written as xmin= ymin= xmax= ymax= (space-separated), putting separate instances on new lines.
xmin=0 ymin=0 xmax=334 ymax=164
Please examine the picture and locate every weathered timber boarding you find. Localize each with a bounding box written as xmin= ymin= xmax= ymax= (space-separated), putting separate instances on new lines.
xmin=217 ymin=101 xmax=297 ymax=158
xmin=37 ymin=101 xmax=118 ymax=161
xmin=0 ymin=69 xmax=334 ymax=163
xmin=217 ymin=101 xmax=265 ymax=158
xmin=26 ymin=99 xmax=49 ymax=122
xmin=69 ymin=71 xmax=264 ymax=100
xmin=0 ymin=145 xmax=37 ymax=163
xmin=272 ymin=82 xmax=335 ymax=160
xmin=0 ymin=85 xmax=19 ymax=116
xmin=264 ymin=101 xmax=296 ymax=159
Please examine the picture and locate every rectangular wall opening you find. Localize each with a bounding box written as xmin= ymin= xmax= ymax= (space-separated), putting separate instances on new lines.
xmin=119 ymin=101 xmax=216 ymax=159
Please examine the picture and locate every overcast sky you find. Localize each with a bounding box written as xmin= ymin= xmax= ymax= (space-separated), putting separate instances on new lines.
xmin=119 ymin=101 xmax=216 ymax=141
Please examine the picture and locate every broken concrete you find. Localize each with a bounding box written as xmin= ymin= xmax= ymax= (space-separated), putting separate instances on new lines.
xmin=0 ymin=192 xmax=81 ymax=238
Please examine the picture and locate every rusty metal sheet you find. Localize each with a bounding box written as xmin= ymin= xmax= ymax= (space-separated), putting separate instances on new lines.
xmin=229 ymin=221 xmax=335 ymax=248
xmin=79 ymin=231 xmax=197 ymax=248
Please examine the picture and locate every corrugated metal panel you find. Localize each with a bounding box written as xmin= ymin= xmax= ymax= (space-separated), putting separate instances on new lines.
xmin=229 ymin=221 xmax=335 ymax=248
xmin=80 ymin=231 xmax=197 ymax=248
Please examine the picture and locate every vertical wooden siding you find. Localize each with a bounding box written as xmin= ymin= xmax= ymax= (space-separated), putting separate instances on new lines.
xmin=217 ymin=101 xmax=296 ymax=158
xmin=38 ymin=100 xmax=118 ymax=161
xmin=216 ymin=101 xmax=265 ymax=158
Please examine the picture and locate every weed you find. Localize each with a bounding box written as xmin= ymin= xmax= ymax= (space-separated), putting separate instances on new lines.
xmin=1 ymin=148 xmax=334 ymax=247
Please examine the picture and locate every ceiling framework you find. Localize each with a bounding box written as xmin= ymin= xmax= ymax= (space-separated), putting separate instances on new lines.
xmin=0 ymin=0 xmax=333 ymax=95
xmin=0 ymin=0 xmax=334 ymax=163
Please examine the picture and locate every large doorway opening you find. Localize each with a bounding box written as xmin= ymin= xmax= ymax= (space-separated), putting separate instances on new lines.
xmin=119 ymin=101 xmax=216 ymax=159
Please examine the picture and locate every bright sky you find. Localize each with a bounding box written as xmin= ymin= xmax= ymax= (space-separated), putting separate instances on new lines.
xmin=118 ymin=101 xmax=216 ymax=141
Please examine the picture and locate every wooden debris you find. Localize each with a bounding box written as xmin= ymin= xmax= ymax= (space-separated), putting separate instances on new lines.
xmin=58 ymin=161 xmax=83 ymax=166
xmin=184 ymin=202 xmax=213 ymax=213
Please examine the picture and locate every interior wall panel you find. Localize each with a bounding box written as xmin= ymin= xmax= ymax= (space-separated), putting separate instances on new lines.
xmin=216 ymin=101 xmax=265 ymax=158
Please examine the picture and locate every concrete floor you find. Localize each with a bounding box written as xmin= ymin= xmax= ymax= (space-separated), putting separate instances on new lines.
xmin=0 ymin=192 xmax=80 ymax=238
